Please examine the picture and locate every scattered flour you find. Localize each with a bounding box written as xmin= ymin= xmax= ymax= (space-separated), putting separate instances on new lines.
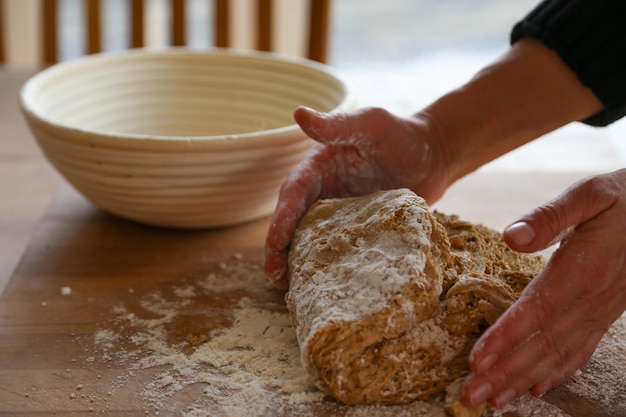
xmin=173 ymin=285 xmax=196 ymax=298
xmin=85 ymin=255 xmax=613 ymax=417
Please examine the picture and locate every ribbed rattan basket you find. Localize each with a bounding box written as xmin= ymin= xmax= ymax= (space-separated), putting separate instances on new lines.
xmin=20 ymin=48 xmax=354 ymax=228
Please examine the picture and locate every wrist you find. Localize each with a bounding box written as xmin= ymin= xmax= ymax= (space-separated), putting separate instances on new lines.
xmin=416 ymin=38 xmax=603 ymax=183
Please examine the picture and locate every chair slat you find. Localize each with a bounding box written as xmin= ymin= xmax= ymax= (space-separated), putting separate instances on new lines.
xmin=308 ymin=0 xmax=330 ymax=63
xmin=256 ymin=0 xmax=272 ymax=52
xmin=27 ymin=0 xmax=331 ymax=66
xmin=214 ymin=0 xmax=229 ymax=48
xmin=42 ymin=0 xmax=58 ymax=65
xmin=131 ymin=0 xmax=145 ymax=48
xmin=0 ymin=0 xmax=5 ymax=63
xmin=171 ymin=0 xmax=185 ymax=46
xmin=87 ymin=0 xmax=102 ymax=55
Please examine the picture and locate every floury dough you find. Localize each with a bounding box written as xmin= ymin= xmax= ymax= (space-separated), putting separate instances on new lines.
xmin=286 ymin=189 xmax=545 ymax=406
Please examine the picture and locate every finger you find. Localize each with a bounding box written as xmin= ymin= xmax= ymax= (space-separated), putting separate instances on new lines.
xmin=293 ymin=106 xmax=395 ymax=147
xmin=530 ymin=283 xmax=626 ymax=398
xmin=264 ymin=196 xmax=309 ymax=288
xmin=530 ymin=327 xmax=605 ymax=397
xmin=504 ymin=176 xmax=615 ymax=253
xmin=466 ymin=295 xmax=604 ymax=408
xmin=466 ymin=173 xmax=626 ymax=407
xmin=466 ymin=230 xmax=625 ymax=407
xmin=487 ymin=194 xmax=624 ymax=374
xmin=469 ymin=241 xmax=582 ymax=373
xmin=264 ymin=199 xmax=300 ymax=289
xmin=464 ymin=236 xmax=595 ymax=407
xmin=264 ymin=150 xmax=326 ymax=286
xmin=492 ymin=325 xmax=605 ymax=407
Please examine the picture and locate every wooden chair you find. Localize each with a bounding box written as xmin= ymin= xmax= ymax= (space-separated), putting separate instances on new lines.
xmin=0 ymin=0 xmax=6 ymax=65
xmin=0 ymin=0 xmax=331 ymax=67
xmin=0 ymin=0 xmax=4 ymax=64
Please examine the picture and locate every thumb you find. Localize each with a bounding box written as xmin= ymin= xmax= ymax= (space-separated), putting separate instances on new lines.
xmin=503 ymin=176 xmax=614 ymax=253
xmin=293 ymin=106 xmax=396 ymax=147
xmin=293 ymin=106 xmax=356 ymax=146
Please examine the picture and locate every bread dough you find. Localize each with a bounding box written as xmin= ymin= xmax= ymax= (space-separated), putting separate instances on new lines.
xmin=444 ymin=378 xmax=488 ymax=417
xmin=286 ymin=189 xmax=544 ymax=405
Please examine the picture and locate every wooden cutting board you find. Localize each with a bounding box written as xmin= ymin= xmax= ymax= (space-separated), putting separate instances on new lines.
xmin=0 ymin=184 xmax=624 ymax=417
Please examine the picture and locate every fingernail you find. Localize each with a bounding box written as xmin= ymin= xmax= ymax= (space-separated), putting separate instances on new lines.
xmin=494 ymin=388 xmax=517 ymax=407
xmin=505 ymin=221 xmax=535 ymax=246
xmin=470 ymin=383 xmax=493 ymax=406
xmin=532 ymin=381 xmax=552 ymax=397
xmin=304 ymin=106 xmax=318 ymax=114
xmin=475 ymin=353 xmax=498 ymax=374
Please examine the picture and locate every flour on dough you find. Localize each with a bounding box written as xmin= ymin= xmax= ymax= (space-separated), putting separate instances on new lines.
xmin=286 ymin=189 xmax=544 ymax=405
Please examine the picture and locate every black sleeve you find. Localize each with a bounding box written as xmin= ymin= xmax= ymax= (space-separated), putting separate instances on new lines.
xmin=511 ymin=0 xmax=626 ymax=126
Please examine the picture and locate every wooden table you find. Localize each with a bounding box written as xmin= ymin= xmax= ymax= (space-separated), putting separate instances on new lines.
xmin=1 ymin=69 xmax=624 ymax=416
xmin=0 ymin=68 xmax=60 ymax=290
xmin=0 ymin=185 xmax=276 ymax=416
xmin=0 ymin=182 xmax=624 ymax=416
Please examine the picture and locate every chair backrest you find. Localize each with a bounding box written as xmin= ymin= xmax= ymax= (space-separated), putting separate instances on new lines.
xmin=0 ymin=0 xmax=331 ymax=67
xmin=0 ymin=0 xmax=4 ymax=64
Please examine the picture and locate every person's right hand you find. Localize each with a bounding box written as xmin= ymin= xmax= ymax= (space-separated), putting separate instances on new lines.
xmin=264 ymin=106 xmax=452 ymax=288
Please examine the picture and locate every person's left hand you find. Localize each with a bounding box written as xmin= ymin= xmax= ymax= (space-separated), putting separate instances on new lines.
xmin=463 ymin=168 xmax=626 ymax=408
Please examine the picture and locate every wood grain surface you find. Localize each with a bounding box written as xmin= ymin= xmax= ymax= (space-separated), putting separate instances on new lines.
xmin=0 ymin=184 xmax=624 ymax=417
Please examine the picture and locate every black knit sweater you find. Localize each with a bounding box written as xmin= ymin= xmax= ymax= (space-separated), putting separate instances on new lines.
xmin=511 ymin=0 xmax=626 ymax=126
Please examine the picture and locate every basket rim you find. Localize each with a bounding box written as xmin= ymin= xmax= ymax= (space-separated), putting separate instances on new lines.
xmin=19 ymin=47 xmax=355 ymax=145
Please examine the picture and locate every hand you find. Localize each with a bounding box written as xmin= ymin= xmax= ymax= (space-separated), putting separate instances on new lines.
xmin=463 ymin=169 xmax=626 ymax=408
xmin=264 ymin=106 xmax=451 ymax=288
xmin=264 ymin=39 xmax=605 ymax=290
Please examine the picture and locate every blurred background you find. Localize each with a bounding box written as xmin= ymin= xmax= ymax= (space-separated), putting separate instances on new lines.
xmin=3 ymin=0 xmax=626 ymax=285
xmin=332 ymin=0 xmax=536 ymax=66
xmin=3 ymin=0 xmax=625 ymax=184
xmin=4 ymin=0 xmax=626 ymax=170
xmin=44 ymin=0 xmax=540 ymax=65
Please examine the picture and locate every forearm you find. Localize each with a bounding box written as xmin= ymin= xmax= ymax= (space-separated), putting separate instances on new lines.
xmin=417 ymin=37 xmax=603 ymax=184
